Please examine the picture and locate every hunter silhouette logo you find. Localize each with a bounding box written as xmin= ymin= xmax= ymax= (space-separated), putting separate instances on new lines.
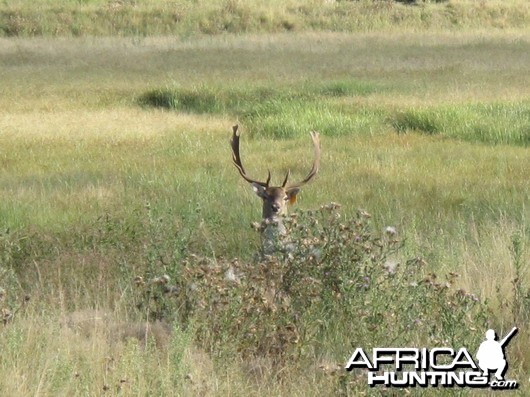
xmin=476 ymin=327 xmax=518 ymax=381
xmin=345 ymin=327 xmax=519 ymax=389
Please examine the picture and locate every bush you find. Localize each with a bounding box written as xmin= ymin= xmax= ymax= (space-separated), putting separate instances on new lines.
xmin=130 ymin=204 xmax=488 ymax=375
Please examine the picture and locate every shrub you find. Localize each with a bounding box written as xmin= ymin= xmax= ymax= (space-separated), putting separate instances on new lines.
xmin=130 ymin=204 xmax=488 ymax=373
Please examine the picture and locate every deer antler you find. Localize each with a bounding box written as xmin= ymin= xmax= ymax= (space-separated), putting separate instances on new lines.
xmin=231 ymin=125 xmax=320 ymax=188
xmin=286 ymin=131 xmax=320 ymax=188
xmin=230 ymin=125 xmax=271 ymax=187
xmin=231 ymin=126 xmax=321 ymax=221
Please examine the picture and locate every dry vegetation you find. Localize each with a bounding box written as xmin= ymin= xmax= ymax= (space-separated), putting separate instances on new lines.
xmin=1 ymin=0 xmax=529 ymax=37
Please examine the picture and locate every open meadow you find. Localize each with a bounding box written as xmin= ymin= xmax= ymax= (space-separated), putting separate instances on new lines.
xmin=0 ymin=1 xmax=529 ymax=396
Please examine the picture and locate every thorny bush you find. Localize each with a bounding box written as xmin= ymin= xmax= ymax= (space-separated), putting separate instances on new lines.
xmin=132 ymin=204 xmax=488 ymax=365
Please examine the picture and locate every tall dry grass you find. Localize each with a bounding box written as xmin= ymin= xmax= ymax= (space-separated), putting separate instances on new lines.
xmin=1 ymin=0 xmax=529 ymax=37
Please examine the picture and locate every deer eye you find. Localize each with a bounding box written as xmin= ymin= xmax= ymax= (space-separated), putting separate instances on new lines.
xmin=284 ymin=196 xmax=290 ymax=201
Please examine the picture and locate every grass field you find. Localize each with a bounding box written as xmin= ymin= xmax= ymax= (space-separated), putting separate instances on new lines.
xmin=1 ymin=0 xmax=529 ymax=37
xmin=0 ymin=3 xmax=529 ymax=396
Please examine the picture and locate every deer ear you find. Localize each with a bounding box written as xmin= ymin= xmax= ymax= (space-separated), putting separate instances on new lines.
xmin=287 ymin=187 xmax=300 ymax=204
xmin=252 ymin=183 xmax=267 ymax=199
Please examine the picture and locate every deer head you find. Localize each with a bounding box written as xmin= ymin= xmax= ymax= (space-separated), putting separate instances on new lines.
xmin=230 ymin=125 xmax=321 ymax=220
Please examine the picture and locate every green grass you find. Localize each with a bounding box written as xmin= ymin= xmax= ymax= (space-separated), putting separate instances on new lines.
xmin=138 ymin=80 xmax=385 ymax=138
xmin=0 ymin=29 xmax=529 ymax=396
xmin=138 ymin=84 xmax=530 ymax=144
xmin=390 ymin=102 xmax=530 ymax=145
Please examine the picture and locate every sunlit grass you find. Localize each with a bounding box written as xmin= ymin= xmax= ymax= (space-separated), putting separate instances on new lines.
xmin=1 ymin=32 xmax=528 ymax=283
xmin=1 ymin=0 xmax=529 ymax=37
xmin=0 ymin=31 xmax=529 ymax=395
xmin=390 ymin=102 xmax=530 ymax=145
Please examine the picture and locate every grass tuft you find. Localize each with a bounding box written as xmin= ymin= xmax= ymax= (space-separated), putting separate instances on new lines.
xmin=391 ymin=109 xmax=441 ymax=135
xmin=390 ymin=103 xmax=530 ymax=145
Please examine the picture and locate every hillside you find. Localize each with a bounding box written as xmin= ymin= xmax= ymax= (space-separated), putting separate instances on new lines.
xmin=1 ymin=0 xmax=529 ymax=37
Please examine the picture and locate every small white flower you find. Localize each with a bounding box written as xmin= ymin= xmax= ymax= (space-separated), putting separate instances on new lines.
xmin=385 ymin=226 xmax=397 ymax=236
xmin=384 ymin=260 xmax=399 ymax=274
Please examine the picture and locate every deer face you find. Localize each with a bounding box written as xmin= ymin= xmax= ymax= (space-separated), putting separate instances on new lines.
xmin=252 ymin=184 xmax=300 ymax=219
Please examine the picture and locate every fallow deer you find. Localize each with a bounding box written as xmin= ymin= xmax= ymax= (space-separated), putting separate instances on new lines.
xmin=230 ymin=125 xmax=321 ymax=255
